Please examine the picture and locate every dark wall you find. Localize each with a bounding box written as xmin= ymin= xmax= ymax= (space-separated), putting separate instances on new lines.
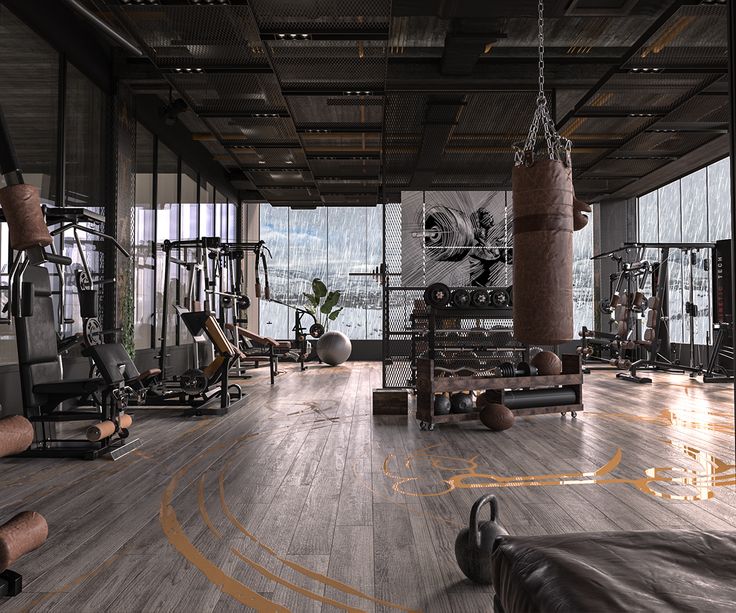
xmin=593 ymin=198 xmax=637 ymax=330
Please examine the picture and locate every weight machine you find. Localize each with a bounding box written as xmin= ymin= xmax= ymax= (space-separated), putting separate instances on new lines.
xmin=141 ymin=237 xmax=243 ymax=414
xmin=592 ymin=242 xmax=716 ymax=384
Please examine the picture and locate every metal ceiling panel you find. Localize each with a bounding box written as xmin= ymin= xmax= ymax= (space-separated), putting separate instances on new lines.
xmin=249 ymin=0 xmax=391 ymax=32
xmin=167 ymin=71 xmax=286 ymax=113
xmin=113 ymin=4 xmax=267 ymax=67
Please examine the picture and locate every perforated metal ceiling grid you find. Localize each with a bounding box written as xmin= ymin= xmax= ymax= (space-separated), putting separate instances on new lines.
xmin=112 ymin=4 xmax=267 ymax=67
xmin=103 ymin=0 xmax=729 ymax=204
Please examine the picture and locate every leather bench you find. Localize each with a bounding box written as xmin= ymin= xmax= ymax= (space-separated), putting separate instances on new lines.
xmin=492 ymin=530 xmax=736 ymax=612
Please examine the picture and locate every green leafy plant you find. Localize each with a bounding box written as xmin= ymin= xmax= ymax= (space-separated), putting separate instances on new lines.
xmin=303 ymin=277 xmax=343 ymax=330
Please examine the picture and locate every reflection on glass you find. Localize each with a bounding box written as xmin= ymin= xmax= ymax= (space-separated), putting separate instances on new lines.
xmin=708 ymin=157 xmax=731 ymax=241
xmin=156 ymin=144 xmax=179 ymax=348
xmin=367 ymin=204 xmax=384 ymax=339
xmin=328 ymin=207 xmax=365 ymax=338
xmin=259 ymin=204 xmax=289 ymax=338
xmin=199 ymin=181 xmax=215 ymax=238
xmin=181 ymin=164 xmax=199 ymax=240
xmin=134 ymin=125 xmax=155 ymax=349
xmin=228 ymin=202 xmax=238 ymax=242
xmin=573 ymin=218 xmax=594 ymax=334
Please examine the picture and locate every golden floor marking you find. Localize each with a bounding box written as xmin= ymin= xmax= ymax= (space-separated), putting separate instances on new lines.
xmin=198 ymin=474 xmax=222 ymax=539
xmin=160 ymin=455 xmax=288 ymax=612
xmin=229 ymin=548 xmax=364 ymax=612
xmin=218 ymin=469 xmax=421 ymax=613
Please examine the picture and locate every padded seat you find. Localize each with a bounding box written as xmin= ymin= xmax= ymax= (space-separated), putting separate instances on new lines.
xmin=492 ymin=530 xmax=736 ymax=613
xmin=34 ymin=378 xmax=105 ymax=397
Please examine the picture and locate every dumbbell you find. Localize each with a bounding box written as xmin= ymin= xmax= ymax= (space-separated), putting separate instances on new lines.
xmin=470 ymin=289 xmax=490 ymax=307
xmin=494 ymin=362 xmax=538 ymax=377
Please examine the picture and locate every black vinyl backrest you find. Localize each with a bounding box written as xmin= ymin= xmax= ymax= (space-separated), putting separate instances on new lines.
xmin=14 ymin=264 xmax=62 ymax=408
xmin=84 ymin=343 xmax=140 ymax=385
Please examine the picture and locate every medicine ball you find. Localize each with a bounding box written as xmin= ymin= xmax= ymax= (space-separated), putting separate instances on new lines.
xmin=530 ymin=351 xmax=562 ymax=375
xmin=479 ymin=403 xmax=515 ymax=431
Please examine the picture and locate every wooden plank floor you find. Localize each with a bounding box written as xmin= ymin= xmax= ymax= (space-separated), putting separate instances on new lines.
xmin=1 ymin=362 xmax=734 ymax=612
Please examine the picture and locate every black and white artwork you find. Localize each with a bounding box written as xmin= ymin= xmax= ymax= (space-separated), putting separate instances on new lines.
xmin=401 ymin=190 xmax=512 ymax=288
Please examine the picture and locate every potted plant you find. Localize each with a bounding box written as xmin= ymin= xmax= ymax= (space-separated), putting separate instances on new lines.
xmin=303 ymin=278 xmax=343 ymax=330
xmin=303 ymin=278 xmax=351 ymax=366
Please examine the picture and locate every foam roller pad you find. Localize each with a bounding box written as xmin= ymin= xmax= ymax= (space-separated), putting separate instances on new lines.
xmin=0 ymin=415 xmax=34 ymax=458
xmin=0 ymin=511 xmax=48 ymax=572
xmin=0 ymin=184 xmax=52 ymax=250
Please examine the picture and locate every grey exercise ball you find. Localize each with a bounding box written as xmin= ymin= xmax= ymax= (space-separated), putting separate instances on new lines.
xmin=316 ymin=331 xmax=352 ymax=366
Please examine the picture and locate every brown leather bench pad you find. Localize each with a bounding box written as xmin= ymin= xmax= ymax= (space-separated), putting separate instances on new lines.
xmin=492 ymin=530 xmax=736 ymax=613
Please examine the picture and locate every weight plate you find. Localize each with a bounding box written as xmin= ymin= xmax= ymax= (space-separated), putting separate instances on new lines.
xmin=423 ymin=283 xmax=451 ymax=308
xmin=309 ymin=323 xmax=325 ymax=338
xmin=237 ymin=295 xmax=251 ymax=310
xmin=489 ymin=289 xmax=509 ymax=307
xmin=599 ymin=298 xmax=613 ymax=314
xmin=451 ymin=289 xmax=471 ymax=308
xmin=83 ymin=318 xmax=103 ymax=346
xmin=470 ymin=289 xmax=490 ymax=307
xmin=180 ymin=369 xmax=208 ymax=395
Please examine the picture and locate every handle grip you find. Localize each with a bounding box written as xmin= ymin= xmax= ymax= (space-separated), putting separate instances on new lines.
xmin=469 ymin=494 xmax=499 ymax=549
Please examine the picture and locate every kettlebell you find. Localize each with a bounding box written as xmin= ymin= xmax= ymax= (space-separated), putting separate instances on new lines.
xmin=454 ymin=494 xmax=507 ymax=585
xmin=450 ymin=392 xmax=474 ymax=414
xmin=434 ymin=394 xmax=451 ymax=416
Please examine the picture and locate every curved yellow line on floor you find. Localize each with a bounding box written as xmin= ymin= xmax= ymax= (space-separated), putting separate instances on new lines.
xmin=198 ymin=474 xmax=222 ymax=539
xmin=217 ymin=470 xmax=421 ymax=613
xmin=160 ymin=463 xmax=288 ymax=612
xmin=229 ymin=548 xmax=364 ymax=612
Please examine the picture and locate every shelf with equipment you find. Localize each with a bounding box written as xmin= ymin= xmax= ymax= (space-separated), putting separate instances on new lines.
xmin=415 ymin=302 xmax=583 ymax=429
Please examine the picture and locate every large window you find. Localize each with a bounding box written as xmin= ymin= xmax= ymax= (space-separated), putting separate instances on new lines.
xmin=134 ymin=125 xmax=155 ymax=350
xmin=156 ymin=144 xmax=179 ymax=348
xmin=637 ymin=156 xmax=732 ymax=345
xmin=131 ymin=137 xmax=237 ymax=352
xmin=259 ymin=204 xmax=383 ymax=340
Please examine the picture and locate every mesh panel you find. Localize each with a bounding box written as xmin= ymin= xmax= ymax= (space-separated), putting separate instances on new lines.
xmin=208 ymin=116 xmax=298 ymax=144
xmin=615 ymin=131 xmax=720 ymax=158
xmin=289 ymin=95 xmax=384 ymax=125
xmin=168 ymin=72 xmax=286 ymax=113
xmin=623 ymin=4 xmax=728 ymax=69
xmin=660 ymin=94 xmax=730 ymax=124
xmin=268 ymin=41 xmax=387 ymax=90
xmin=231 ymin=147 xmax=308 ymax=166
xmin=578 ymin=73 xmax=711 ymax=115
xmin=582 ymin=157 xmax=671 ymax=178
xmin=308 ymin=158 xmax=380 ymax=178
xmin=114 ymin=4 xmax=267 ymax=67
xmin=250 ymin=0 xmax=390 ymax=32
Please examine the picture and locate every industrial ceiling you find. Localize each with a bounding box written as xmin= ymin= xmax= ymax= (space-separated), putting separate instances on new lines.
xmin=91 ymin=0 xmax=730 ymax=205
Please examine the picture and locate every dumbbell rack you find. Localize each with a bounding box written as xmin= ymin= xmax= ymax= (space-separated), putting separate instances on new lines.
xmin=416 ymin=305 xmax=583 ymax=429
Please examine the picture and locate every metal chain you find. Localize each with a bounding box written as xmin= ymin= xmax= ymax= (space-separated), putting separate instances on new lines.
xmin=515 ymin=0 xmax=572 ymax=166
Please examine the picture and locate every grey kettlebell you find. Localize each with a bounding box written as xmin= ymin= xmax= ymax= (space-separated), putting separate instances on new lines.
xmin=434 ymin=394 xmax=451 ymax=415
xmin=454 ymin=494 xmax=507 ymax=585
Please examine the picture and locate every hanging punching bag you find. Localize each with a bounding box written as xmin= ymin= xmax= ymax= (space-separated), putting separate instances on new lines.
xmin=511 ymin=0 xmax=575 ymax=346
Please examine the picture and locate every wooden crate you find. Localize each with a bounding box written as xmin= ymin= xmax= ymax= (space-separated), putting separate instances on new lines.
xmin=373 ymin=388 xmax=410 ymax=415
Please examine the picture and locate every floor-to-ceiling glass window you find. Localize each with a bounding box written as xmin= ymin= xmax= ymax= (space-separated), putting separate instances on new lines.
xmin=259 ymin=204 xmax=383 ymax=340
xmin=259 ymin=204 xmax=289 ymax=339
xmin=637 ymin=156 xmax=732 ymax=348
xmin=199 ymin=181 xmax=215 ymax=238
xmin=156 ymin=143 xmax=179 ymax=348
xmin=0 ymin=6 xmax=59 ymax=364
xmin=134 ymin=125 xmax=155 ymax=350
xmin=180 ymin=164 xmax=199 ymax=241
